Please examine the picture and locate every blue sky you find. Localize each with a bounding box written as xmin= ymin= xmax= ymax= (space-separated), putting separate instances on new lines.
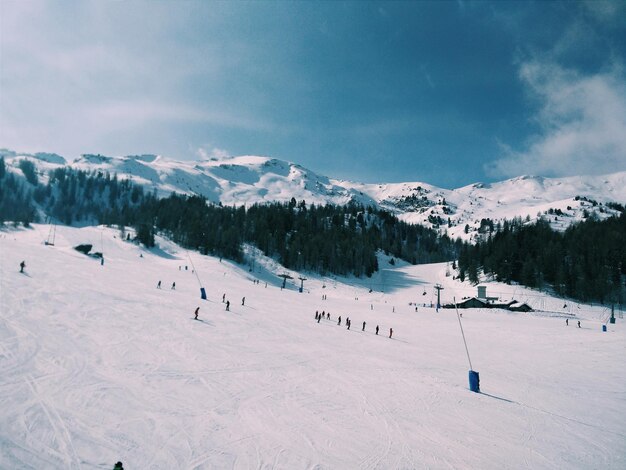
xmin=1 ymin=1 xmax=625 ymax=188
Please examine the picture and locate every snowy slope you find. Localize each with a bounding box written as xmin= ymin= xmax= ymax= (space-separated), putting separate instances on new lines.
xmin=1 ymin=225 xmax=624 ymax=469
xmin=4 ymin=150 xmax=625 ymax=240
xmin=349 ymin=172 xmax=626 ymax=239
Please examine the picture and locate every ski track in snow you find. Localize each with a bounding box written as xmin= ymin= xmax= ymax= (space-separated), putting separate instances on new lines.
xmin=0 ymin=225 xmax=625 ymax=469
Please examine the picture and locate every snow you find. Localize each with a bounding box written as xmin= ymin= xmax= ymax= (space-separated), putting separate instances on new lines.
xmin=4 ymin=150 xmax=625 ymax=240
xmin=1 ymin=225 xmax=624 ymax=469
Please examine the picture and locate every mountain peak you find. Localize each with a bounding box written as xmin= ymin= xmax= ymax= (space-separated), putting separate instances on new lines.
xmin=3 ymin=150 xmax=624 ymax=240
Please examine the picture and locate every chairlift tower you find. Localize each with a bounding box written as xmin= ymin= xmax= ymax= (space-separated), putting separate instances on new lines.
xmin=279 ymin=273 xmax=293 ymax=289
xmin=298 ymin=276 xmax=307 ymax=293
xmin=434 ymin=284 xmax=444 ymax=311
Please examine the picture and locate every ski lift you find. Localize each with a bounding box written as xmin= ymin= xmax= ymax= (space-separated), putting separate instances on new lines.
xmin=45 ymin=222 xmax=56 ymax=246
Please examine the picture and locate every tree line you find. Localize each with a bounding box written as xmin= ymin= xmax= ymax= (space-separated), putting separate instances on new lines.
xmin=2 ymin=157 xmax=624 ymax=303
xmin=0 ymin=159 xmax=460 ymax=277
xmin=457 ymin=214 xmax=626 ymax=304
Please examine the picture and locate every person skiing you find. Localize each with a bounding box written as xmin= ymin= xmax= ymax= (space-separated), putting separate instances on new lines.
xmin=242 ymin=297 xmax=245 ymax=306
xmin=226 ymin=300 xmax=230 ymax=311
xmin=194 ymin=307 xmax=199 ymax=320
xmin=157 ymin=280 xmax=161 ymax=289
xmin=327 ymin=313 xmax=331 ymax=321
xmin=577 ymin=320 xmax=581 ymax=328
xmin=317 ymin=314 xmax=321 ymax=323
xmin=171 ymin=282 xmax=176 ymax=290
xmin=222 ymin=293 xmax=226 ymax=303
xmin=375 ymin=325 xmax=379 ymax=335
xmin=362 ymin=321 xmax=366 ymax=331
xmin=113 ymin=462 xmax=124 ymax=470
xmin=389 ymin=328 xmax=393 ymax=339
xmin=346 ymin=318 xmax=351 ymax=330
xmin=20 ymin=261 xmax=25 ymax=273
xmin=315 ymin=311 xmax=319 ymax=320
xmin=566 ymin=318 xmax=568 ymax=326
xmin=337 ymin=316 xmax=341 ymax=326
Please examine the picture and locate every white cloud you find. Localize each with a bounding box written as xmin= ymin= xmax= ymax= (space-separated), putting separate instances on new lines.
xmin=489 ymin=61 xmax=626 ymax=178
xmin=583 ymin=0 xmax=625 ymax=22
xmin=196 ymin=146 xmax=230 ymax=161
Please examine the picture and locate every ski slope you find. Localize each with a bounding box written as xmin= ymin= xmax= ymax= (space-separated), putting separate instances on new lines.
xmin=1 ymin=225 xmax=624 ymax=469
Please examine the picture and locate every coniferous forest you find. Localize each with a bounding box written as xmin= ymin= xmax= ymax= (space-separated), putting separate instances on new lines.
xmin=0 ymin=159 xmax=460 ymax=277
xmin=457 ymin=215 xmax=626 ymax=304
xmin=1 ymin=157 xmax=624 ymax=303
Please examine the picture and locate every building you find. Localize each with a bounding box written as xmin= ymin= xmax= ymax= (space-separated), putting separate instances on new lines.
xmin=508 ymin=302 xmax=533 ymax=312
xmin=443 ymin=297 xmax=488 ymax=309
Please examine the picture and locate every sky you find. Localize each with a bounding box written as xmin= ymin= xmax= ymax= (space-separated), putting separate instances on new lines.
xmin=1 ymin=1 xmax=625 ymax=188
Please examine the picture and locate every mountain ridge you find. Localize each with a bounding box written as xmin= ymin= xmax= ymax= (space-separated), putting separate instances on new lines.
xmin=3 ymin=149 xmax=625 ymax=240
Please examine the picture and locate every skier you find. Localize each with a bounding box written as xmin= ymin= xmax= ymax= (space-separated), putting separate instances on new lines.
xmin=171 ymin=282 xmax=176 ymax=290
xmin=338 ymin=316 xmax=342 ymax=326
xmin=194 ymin=307 xmax=199 ymax=320
xmin=389 ymin=328 xmax=393 ymax=339
xmin=20 ymin=261 xmax=26 ymax=273
xmin=315 ymin=311 xmax=319 ymax=320
xmin=347 ymin=318 xmax=351 ymax=330
xmin=226 ymin=300 xmax=230 ymax=311
xmin=242 ymin=297 xmax=245 ymax=306
xmin=566 ymin=318 xmax=568 ymax=326
xmin=222 ymin=293 xmax=226 ymax=303
xmin=327 ymin=313 xmax=331 ymax=321
xmin=577 ymin=320 xmax=581 ymax=328
xmin=317 ymin=314 xmax=321 ymax=323
xmin=114 ymin=462 xmax=124 ymax=470
xmin=157 ymin=280 xmax=161 ymax=289
xmin=375 ymin=325 xmax=379 ymax=335
xmin=362 ymin=321 xmax=366 ymax=331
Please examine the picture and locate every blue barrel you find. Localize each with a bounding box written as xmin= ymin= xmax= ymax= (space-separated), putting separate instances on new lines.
xmin=200 ymin=287 xmax=207 ymax=300
xmin=469 ymin=370 xmax=480 ymax=393
xmin=602 ymin=324 xmax=607 ymax=332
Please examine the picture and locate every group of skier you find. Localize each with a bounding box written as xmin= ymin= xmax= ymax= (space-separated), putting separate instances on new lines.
xmin=565 ymin=318 xmax=581 ymax=328
xmin=315 ymin=310 xmax=393 ymax=338
xmin=156 ymin=280 xmax=175 ymax=290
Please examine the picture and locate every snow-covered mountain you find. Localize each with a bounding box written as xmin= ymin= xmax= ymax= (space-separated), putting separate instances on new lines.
xmin=4 ymin=149 xmax=626 ymax=239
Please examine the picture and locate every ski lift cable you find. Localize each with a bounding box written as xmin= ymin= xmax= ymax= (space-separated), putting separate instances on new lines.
xmin=453 ymin=296 xmax=473 ymax=370
xmin=186 ymin=250 xmax=203 ymax=288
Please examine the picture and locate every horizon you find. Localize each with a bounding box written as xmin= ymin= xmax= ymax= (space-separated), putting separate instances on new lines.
xmin=1 ymin=1 xmax=626 ymax=188
xmin=4 ymin=146 xmax=626 ymax=191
